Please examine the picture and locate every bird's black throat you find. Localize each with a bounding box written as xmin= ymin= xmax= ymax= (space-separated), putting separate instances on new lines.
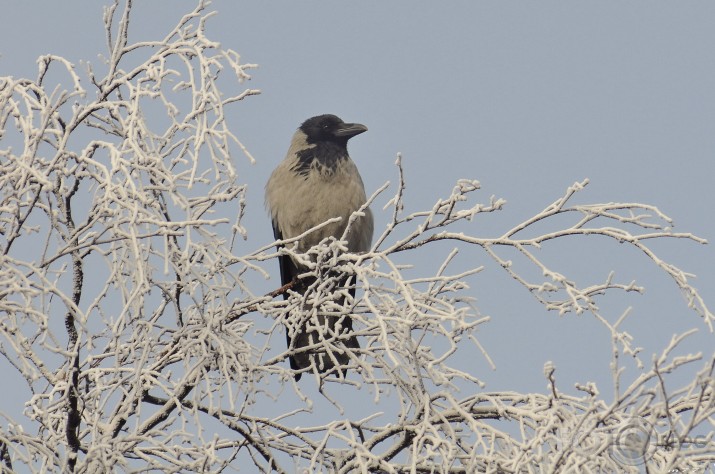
xmin=293 ymin=142 xmax=348 ymax=177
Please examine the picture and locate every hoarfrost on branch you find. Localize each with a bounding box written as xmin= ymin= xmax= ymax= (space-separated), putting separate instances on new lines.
xmin=0 ymin=1 xmax=712 ymax=472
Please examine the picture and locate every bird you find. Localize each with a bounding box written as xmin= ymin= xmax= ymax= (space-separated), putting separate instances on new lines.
xmin=265 ymin=114 xmax=373 ymax=380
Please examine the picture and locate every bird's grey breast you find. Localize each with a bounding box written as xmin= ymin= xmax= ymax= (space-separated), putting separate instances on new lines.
xmin=268 ymin=161 xmax=370 ymax=253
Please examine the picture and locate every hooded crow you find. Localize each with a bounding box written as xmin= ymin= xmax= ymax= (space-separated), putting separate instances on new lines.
xmin=265 ymin=114 xmax=373 ymax=380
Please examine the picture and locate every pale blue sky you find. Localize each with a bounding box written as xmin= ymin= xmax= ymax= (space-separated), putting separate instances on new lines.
xmin=2 ymin=0 xmax=714 ymax=430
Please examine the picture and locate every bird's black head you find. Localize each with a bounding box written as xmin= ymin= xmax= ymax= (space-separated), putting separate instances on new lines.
xmin=299 ymin=114 xmax=368 ymax=147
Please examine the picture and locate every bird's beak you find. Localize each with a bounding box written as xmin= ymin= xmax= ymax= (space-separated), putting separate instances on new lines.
xmin=333 ymin=122 xmax=368 ymax=138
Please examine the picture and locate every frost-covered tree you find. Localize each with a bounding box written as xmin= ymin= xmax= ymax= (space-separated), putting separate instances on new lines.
xmin=0 ymin=2 xmax=713 ymax=473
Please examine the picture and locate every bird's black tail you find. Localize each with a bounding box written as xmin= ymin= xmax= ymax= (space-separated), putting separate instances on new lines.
xmin=284 ymin=272 xmax=360 ymax=381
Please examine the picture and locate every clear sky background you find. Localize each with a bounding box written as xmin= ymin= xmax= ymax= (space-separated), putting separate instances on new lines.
xmin=1 ymin=0 xmax=714 ymax=437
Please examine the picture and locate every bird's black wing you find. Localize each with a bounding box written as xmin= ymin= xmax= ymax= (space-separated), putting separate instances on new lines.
xmin=272 ymin=221 xmax=305 ymax=374
xmin=271 ymin=222 xmax=298 ymax=300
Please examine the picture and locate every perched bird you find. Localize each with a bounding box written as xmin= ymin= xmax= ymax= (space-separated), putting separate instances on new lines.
xmin=265 ymin=114 xmax=373 ymax=380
